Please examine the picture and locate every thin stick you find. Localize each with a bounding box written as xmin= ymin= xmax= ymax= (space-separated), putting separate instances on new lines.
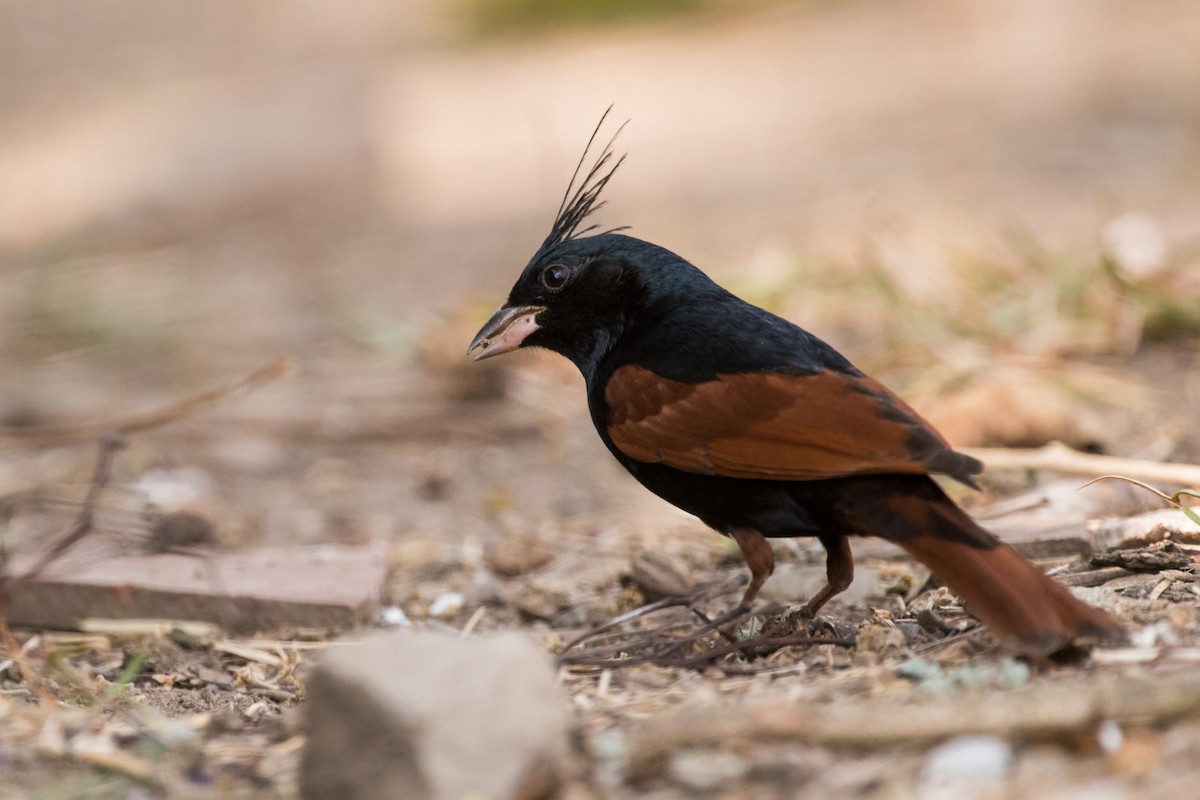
xmin=1 ymin=436 xmax=123 ymax=600
xmin=627 ymin=670 xmax=1200 ymax=778
xmin=557 ymin=578 xmax=852 ymax=673
xmin=0 ymin=357 xmax=296 ymax=449
xmin=460 ymin=606 xmax=488 ymax=639
xmin=964 ymin=442 xmax=1200 ymax=487
xmin=558 ymin=577 xmax=745 ymax=657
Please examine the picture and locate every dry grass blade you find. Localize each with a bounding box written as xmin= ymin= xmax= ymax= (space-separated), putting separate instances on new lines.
xmin=1082 ymin=475 xmax=1200 ymax=526
xmin=214 ymin=640 xmax=285 ymax=667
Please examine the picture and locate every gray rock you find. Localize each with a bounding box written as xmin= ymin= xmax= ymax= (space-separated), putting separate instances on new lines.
xmin=301 ymin=631 xmax=570 ymax=800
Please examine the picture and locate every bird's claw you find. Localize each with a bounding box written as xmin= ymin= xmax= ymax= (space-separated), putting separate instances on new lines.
xmin=716 ymin=603 xmax=754 ymax=641
xmin=788 ymin=610 xmax=855 ymax=640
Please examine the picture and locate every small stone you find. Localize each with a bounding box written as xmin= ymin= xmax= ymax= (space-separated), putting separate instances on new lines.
xmin=301 ymin=632 xmax=569 ymax=800
xmin=146 ymin=509 xmax=217 ymax=553
xmin=630 ymin=551 xmax=695 ymax=600
xmin=855 ymin=623 xmax=908 ymax=655
xmin=133 ymin=466 xmax=214 ymax=511
xmin=669 ymin=749 xmax=749 ymax=792
xmin=919 ymin=735 xmax=1012 ymax=799
xmin=995 ymin=658 xmax=1032 ymax=689
xmin=35 ymin=716 xmax=67 ymax=758
xmin=427 ymin=593 xmax=464 ymax=619
xmin=389 ymin=537 xmax=451 ymax=574
xmin=379 ymin=606 xmax=411 ymax=627
xmin=511 ymin=584 xmax=567 ymax=622
xmin=1096 ymin=721 xmax=1123 ymax=754
xmin=896 ymin=657 xmax=943 ymax=683
xmin=484 ymin=530 xmax=554 ymax=577
xmin=1103 ymin=212 xmax=1166 ymax=279
xmin=461 ymin=573 xmax=504 ymax=607
xmin=944 ymin=665 xmax=992 ymax=689
xmin=895 ymin=620 xmax=924 ymax=646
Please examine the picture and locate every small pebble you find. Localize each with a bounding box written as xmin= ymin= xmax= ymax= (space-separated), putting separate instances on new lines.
xmin=484 ymin=530 xmax=554 ymax=577
xmin=147 ymin=510 xmax=217 ymax=553
xmin=379 ymin=606 xmax=412 ymax=627
xmin=855 ymin=623 xmax=907 ymax=655
xmin=428 ymin=592 xmax=465 ymax=618
xmin=945 ymin=664 xmax=992 ymax=689
xmin=592 ymin=731 xmax=628 ymax=789
xmin=919 ymin=735 xmax=1012 ymax=799
xmin=511 ymin=584 xmax=566 ymax=621
xmin=133 ymin=466 xmax=214 ymax=510
xmin=1096 ymin=720 xmax=1124 ymax=754
xmin=896 ymin=656 xmax=942 ymax=683
xmin=669 ymin=749 xmax=749 ymax=791
xmin=895 ymin=620 xmax=923 ymax=646
xmin=995 ymin=657 xmax=1032 ymax=689
xmin=35 ymin=717 xmax=66 ymax=757
xmin=630 ymin=550 xmax=695 ymax=600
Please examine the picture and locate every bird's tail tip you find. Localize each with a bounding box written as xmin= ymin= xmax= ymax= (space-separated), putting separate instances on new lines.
xmin=898 ymin=533 xmax=1124 ymax=657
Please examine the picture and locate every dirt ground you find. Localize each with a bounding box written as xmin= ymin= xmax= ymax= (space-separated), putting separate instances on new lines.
xmin=2 ymin=1 xmax=1200 ymax=797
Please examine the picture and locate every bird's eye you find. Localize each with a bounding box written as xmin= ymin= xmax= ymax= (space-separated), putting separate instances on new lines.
xmin=540 ymin=264 xmax=570 ymax=291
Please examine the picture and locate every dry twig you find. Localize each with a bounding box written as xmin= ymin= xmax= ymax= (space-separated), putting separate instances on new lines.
xmin=557 ymin=579 xmax=854 ymax=673
xmin=0 ymin=436 xmax=123 ymax=606
xmin=965 ymin=442 xmax=1200 ymax=487
xmin=627 ymin=671 xmax=1200 ymax=779
xmin=0 ymin=357 xmax=296 ymax=449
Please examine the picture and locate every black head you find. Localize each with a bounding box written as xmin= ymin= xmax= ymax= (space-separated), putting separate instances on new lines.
xmin=467 ymin=113 xmax=720 ymax=375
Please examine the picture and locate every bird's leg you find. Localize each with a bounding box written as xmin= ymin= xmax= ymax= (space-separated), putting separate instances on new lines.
xmin=730 ymin=528 xmax=775 ymax=611
xmin=706 ymin=528 xmax=775 ymax=641
xmin=797 ymin=534 xmax=854 ymax=619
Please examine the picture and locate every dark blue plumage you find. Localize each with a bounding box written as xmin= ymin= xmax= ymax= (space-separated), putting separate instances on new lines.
xmin=467 ymin=118 xmax=1120 ymax=655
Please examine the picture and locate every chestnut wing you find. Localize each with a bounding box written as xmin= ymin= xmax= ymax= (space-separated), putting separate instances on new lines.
xmin=604 ymin=365 xmax=980 ymax=484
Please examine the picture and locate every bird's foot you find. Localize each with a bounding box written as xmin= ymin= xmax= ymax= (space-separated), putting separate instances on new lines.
xmin=717 ymin=603 xmax=755 ymax=642
xmin=688 ymin=602 xmax=753 ymax=643
xmin=787 ymin=608 xmax=856 ymax=641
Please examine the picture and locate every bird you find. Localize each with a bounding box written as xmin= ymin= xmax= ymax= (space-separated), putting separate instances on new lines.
xmin=467 ymin=113 xmax=1121 ymax=656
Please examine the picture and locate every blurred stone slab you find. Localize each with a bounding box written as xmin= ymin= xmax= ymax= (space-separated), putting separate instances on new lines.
xmin=302 ymin=631 xmax=569 ymax=800
xmin=5 ymin=544 xmax=387 ymax=635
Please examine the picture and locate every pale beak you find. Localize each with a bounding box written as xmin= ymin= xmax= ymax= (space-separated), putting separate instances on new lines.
xmin=466 ymin=304 xmax=546 ymax=361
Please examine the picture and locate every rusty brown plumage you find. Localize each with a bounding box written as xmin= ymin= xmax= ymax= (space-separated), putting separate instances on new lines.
xmin=605 ymin=365 xmax=981 ymax=485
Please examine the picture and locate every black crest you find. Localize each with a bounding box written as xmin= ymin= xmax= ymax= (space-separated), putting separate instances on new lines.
xmin=541 ymin=107 xmax=629 ymax=251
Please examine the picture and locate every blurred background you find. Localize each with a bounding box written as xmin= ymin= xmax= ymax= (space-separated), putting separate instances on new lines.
xmin=2 ymin=0 xmax=1199 ymax=554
